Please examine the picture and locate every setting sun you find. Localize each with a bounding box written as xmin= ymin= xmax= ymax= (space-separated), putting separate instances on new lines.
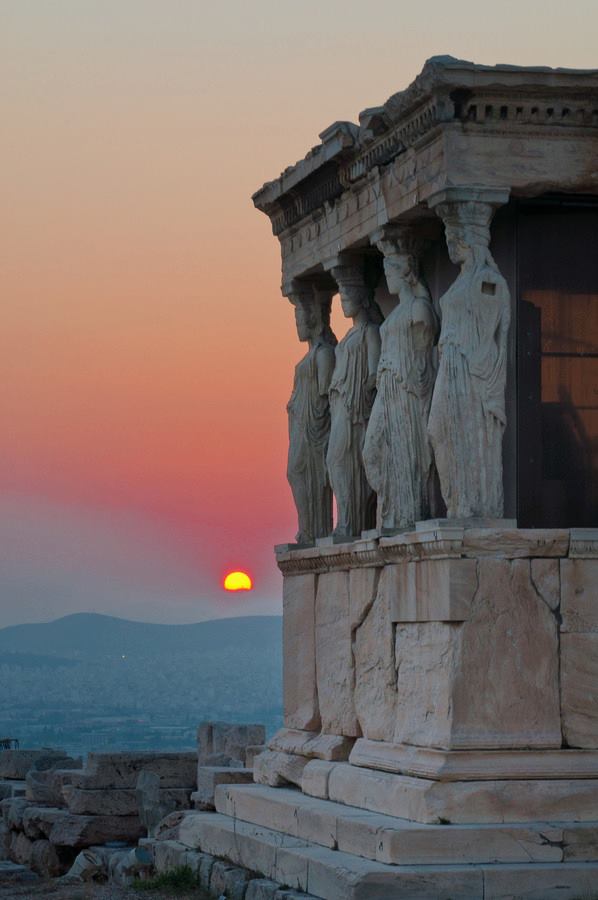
xmin=223 ymin=571 xmax=253 ymax=591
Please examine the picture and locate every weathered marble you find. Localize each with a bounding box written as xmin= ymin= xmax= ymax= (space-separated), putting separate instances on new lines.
xmin=395 ymin=558 xmax=561 ymax=749
xmin=348 ymin=566 xmax=379 ymax=631
xmin=282 ymin=573 xmax=320 ymax=731
xmin=315 ymin=571 xmax=359 ymax=736
xmin=49 ymin=813 xmax=144 ymax=847
xmin=268 ymin=729 xmax=353 ymax=761
xmin=252 ymin=751 xmax=309 ymax=789
xmin=327 ymin=762 xmax=598 ymax=824
xmin=353 ymin=572 xmax=397 ymax=741
xmin=530 ymin=558 xmax=560 ymax=610
xmin=286 ymin=283 xmax=336 ymax=542
xmin=68 ymin=752 xmax=197 ymax=790
xmin=562 ymin=632 xmax=598 ymax=748
xmin=428 ymin=187 xmax=511 ymax=519
xmin=0 ymin=750 xmax=70 ymax=780
xmin=349 ymin=740 xmax=598 ymax=780
xmin=561 ymin=559 xmax=598 ymax=632
xmin=301 ymin=761 xmax=337 ymax=800
xmin=193 ymin=767 xmax=253 ymax=811
xmin=198 ymin=721 xmax=266 ymax=767
xmin=326 ymin=260 xmax=380 ymax=538
xmin=385 ymin=558 xmax=478 ymax=622
xmin=363 ymin=226 xmax=438 ymax=530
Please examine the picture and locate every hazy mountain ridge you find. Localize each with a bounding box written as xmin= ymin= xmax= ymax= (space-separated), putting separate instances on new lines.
xmin=0 ymin=612 xmax=282 ymax=658
xmin=0 ymin=613 xmax=283 ymax=752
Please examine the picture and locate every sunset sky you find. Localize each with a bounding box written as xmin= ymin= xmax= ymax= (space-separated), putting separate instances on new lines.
xmin=1 ymin=0 xmax=595 ymax=626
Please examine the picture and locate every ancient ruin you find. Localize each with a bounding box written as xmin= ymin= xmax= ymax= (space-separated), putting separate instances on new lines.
xmin=185 ymin=55 xmax=597 ymax=898
xmin=3 ymin=54 xmax=598 ymax=899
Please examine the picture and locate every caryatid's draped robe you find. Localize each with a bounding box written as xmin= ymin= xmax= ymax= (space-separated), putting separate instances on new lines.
xmin=363 ymin=273 xmax=438 ymax=530
xmin=327 ymin=319 xmax=380 ymax=537
xmin=287 ymin=337 xmax=335 ymax=542
xmin=428 ymin=208 xmax=511 ymax=519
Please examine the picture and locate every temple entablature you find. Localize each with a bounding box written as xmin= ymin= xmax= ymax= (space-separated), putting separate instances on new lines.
xmin=253 ymin=55 xmax=598 ymax=287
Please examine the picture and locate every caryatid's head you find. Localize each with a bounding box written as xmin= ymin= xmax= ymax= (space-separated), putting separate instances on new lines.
xmin=331 ymin=264 xmax=370 ymax=319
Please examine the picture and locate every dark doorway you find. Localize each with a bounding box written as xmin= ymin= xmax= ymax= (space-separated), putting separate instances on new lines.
xmin=517 ymin=200 xmax=598 ymax=527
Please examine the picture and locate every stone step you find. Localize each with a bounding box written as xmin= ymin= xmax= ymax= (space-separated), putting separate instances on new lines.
xmin=157 ymin=808 xmax=598 ymax=900
xmin=214 ymin=783 xmax=598 ymax=866
xmin=308 ymin=760 xmax=598 ymax=824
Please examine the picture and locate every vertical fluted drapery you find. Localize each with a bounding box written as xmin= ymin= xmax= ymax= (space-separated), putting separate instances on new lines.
xmin=428 ymin=188 xmax=511 ymax=519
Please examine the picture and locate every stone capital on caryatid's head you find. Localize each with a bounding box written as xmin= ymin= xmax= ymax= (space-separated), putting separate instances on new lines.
xmin=427 ymin=186 xmax=511 ymax=242
xmin=282 ymin=278 xmax=315 ymax=307
xmin=370 ymin=223 xmax=426 ymax=275
xmin=323 ymin=252 xmax=368 ymax=300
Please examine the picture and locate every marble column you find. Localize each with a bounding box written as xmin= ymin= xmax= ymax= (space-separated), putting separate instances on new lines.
xmin=427 ymin=187 xmax=511 ymax=519
xmin=286 ymin=280 xmax=337 ymax=543
xmin=363 ymin=225 xmax=438 ymax=531
xmin=325 ymin=257 xmax=381 ymax=538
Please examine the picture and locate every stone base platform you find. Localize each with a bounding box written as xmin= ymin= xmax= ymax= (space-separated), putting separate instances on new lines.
xmin=349 ymin=739 xmax=598 ymax=781
xmin=153 ymin=785 xmax=598 ymax=899
xmin=303 ymin=761 xmax=598 ymax=825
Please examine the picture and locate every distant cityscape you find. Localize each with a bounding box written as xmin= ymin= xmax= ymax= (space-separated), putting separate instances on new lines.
xmin=0 ymin=614 xmax=283 ymax=754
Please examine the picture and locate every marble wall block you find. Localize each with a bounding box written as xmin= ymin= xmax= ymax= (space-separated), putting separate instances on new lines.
xmin=395 ymin=622 xmax=459 ymax=748
xmin=283 ymin=574 xmax=320 ymax=731
xmin=561 ymin=633 xmax=598 ymax=749
xmin=561 ymin=560 xmax=598 ymax=633
xmin=530 ymin=558 xmax=560 ymax=610
xmin=315 ymin=572 xmax=359 ymax=736
xmin=386 ymin=559 xmax=478 ymax=623
xmin=348 ymin=567 xmax=379 ymax=631
xmin=395 ymin=559 xmax=561 ymax=749
xmin=353 ymin=568 xmax=397 ymax=741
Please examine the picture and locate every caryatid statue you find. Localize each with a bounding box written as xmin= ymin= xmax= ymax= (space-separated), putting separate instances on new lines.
xmin=363 ymin=227 xmax=439 ymax=531
xmin=326 ymin=261 xmax=381 ymax=538
xmin=286 ymin=282 xmax=337 ymax=543
xmin=428 ymin=188 xmax=511 ymax=519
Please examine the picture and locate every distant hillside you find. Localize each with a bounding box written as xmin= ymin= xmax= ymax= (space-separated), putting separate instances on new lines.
xmin=0 ymin=613 xmax=283 ymax=752
xmin=0 ymin=612 xmax=282 ymax=659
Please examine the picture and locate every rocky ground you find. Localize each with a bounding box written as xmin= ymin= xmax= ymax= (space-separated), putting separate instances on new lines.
xmin=0 ymin=878 xmax=207 ymax=899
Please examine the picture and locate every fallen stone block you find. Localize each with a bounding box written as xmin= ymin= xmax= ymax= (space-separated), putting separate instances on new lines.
xmin=2 ymin=797 xmax=31 ymax=830
xmin=68 ymin=751 xmax=197 ymax=790
xmin=135 ymin=770 xmax=192 ymax=836
xmin=30 ymin=838 xmax=62 ymax=877
xmin=0 ymin=749 xmax=68 ymax=780
xmin=194 ymin=766 xmax=254 ymax=810
xmin=62 ymin=847 xmax=107 ymax=883
xmin=49 ymin=813 xmax=144 ymax=847
xmin=198 ymin=721 xmax=266 ymax=767
xmin=26 ymin=762 xmax=82 ymax=805
xmin=10 ymin=830 xmax=33 ymax=866
xmin=0 ymin=859 xmax=39 ymax=883
xmin=22 ymin=806 xmax=70 ymax=840
xmin=62 ymin=784 xmax=191 ymax=818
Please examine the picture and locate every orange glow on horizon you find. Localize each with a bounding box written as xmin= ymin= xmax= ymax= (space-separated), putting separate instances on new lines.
xmin=223 ymin=571 xmax=253 ymax=591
